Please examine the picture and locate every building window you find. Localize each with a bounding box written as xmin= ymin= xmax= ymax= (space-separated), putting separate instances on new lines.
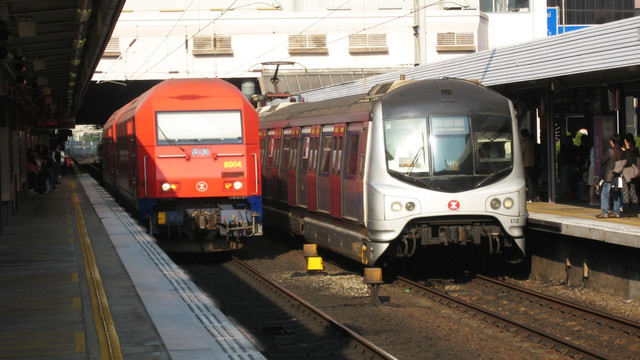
xmin=288 ymin=34 xmax=328 ymax=55
xmin=349 ymin=34 xmax=388 ymax=54
xmin=547 ymin=0 xmax=634 ymax=25
xmin=480 ymin=0 xmax=530 ymax=12
xmin=192 ymin=35 xmax=233 ymax=55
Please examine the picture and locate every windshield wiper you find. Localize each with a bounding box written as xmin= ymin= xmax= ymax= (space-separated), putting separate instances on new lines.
xmin=473 ymin=165 xmax=513 ymax=189
xmin=408 ymin=133 xmax=426 ymax=176
xmin=389 ymin=169 xmax=432 ymax=189
xmin=157 ymin=125 xmax=188 ymax=156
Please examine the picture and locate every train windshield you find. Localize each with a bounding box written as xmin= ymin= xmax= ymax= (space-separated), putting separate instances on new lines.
xmin=384 ymin=114 xmax=513 ymax=189
xmin=156 ymin=110 xmax=243 ymax=145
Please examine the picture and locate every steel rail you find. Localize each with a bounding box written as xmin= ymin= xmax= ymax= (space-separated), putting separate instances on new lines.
xmin=396 ymin=276 xmax=613 ymax=360
xmin=231 ymin=256 xmax=397 ymax=360
xmin=475 ymin=274 xmax=640 ymax=336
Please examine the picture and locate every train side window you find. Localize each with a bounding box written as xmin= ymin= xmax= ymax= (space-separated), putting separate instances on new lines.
xmin=273 ymin=138 xmax=282 ymax=169
xmin=320 ymin=135 xmax=333 ymax=174
xmin=281 ymin=137 xmax=291 ymax=170
xmin=346 ymin=133 xmax=359 ymax=177
xmin=290 ymin=137 xmax=299 ymax=171
xmin=359 ymin=129 xmax=367 ymax=178
xmin=267 ymin=137 xmax=275 ymax=168
xmin=332 ymin=135 xmax=343 ymax=175
xmin=310 ymin=137 xmax=319 ymax=172
xmin=300 ymin=136 xmax=310 ymax=172
xmin=260 ymin=136 xmax=267 ymax=167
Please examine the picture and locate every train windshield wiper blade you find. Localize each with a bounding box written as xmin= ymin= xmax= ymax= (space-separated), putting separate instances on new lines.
xmin=473 ymin=165 xmax=513 ymax=189
xmin=157 ymin=125 xmax=187 ymax=155
xmin=389 ymin=170 xmax=432 ymax=189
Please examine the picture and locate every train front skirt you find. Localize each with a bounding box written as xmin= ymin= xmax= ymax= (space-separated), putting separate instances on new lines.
xmin=148 ymin=204 xmax=263 ymax=252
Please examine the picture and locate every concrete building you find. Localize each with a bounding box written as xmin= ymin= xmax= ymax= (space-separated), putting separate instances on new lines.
xmin=92 ymin=0 xmax=550 ymax=99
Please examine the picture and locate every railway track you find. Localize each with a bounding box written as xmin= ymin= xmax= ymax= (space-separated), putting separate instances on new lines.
xmin=395 ymin=274 xmax=640 ymax=360
xmin=185 ymin=255 xmax=396 ymax=360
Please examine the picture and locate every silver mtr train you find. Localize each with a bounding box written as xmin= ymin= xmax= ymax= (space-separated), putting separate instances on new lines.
xmin=258 ymin=78 xmax=527 ymax=266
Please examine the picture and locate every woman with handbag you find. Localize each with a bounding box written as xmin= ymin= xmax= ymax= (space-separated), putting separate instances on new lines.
xmin=622 ymin=133 xmax=640 ymax=217
xmin=596 ymin=134 xmax=623 ymax=218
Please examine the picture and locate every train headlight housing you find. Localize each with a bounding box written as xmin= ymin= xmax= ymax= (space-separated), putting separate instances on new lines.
xmin=503 ymin=197 xmax=514 ymax=209
xmin=405 ymin=202 xmax=416 ymax=211
xmin=384 ymin=196 xmax=420 ymax=220
xmin=490 ymin=198 xmax=501 ymax=210
xmin=224 ymin=181 xmax=243 ymax=190
xmin=161 ymin=182 xmax=178 ymax=192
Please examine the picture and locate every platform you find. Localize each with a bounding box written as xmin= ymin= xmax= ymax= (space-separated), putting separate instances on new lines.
xmin=0 ymin=170 xmax=265 ymax=360
xmin=527 ymin=201 xmax=640 ymax=248
xmin=526 ymin=201 xmax=640 ymax=300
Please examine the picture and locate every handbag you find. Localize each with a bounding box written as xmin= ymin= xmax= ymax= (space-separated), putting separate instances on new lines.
xmin=622 ymin=164 xmax=640 ymax=183
xmin=613 ymin=159 xmax=627 ymax=174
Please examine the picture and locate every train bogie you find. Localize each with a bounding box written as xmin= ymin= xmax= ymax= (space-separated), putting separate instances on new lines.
xmin=102 ymin=79 xmax=262 ymax=252
xmin=259 ymin=78 xmax=526 ymax=265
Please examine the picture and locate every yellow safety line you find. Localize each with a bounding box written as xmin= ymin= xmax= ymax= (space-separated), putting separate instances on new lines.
xmin=70 ymin=180 xmax=123 ymax=360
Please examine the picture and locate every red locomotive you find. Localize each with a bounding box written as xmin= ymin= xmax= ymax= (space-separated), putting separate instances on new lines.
xmin=101 ymin=79 xmax=262 ymax=252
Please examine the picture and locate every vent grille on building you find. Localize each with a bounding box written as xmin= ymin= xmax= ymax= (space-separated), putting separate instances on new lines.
xmin=288 ymin=34 xmax=328 ymax=54
xmin=349 ymin=34 xmax=388 ymax=54
xmin=436 ymin=32 xmax=475 ymax=52
xmin=103 ymin=38 xmax=121 ymax=57
xmin=193 ymin=35 xmax=233 ymax=55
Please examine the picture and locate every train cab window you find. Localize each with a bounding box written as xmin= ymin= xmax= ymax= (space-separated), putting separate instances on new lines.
xmin=384 ymin=117 xmax=428 ymax=174
xmin=430 ymin=115 xmax=472 ymax=175
xmin=346 ymin=133 xmax=360 ymax=177
xmin=156 ymin=110 xmax=242 ymax=145
xmin=473 ymin=114 xmax=513 ymax=174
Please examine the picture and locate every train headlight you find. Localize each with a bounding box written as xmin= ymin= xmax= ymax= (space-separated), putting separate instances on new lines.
xmin=503 ymin=197 xmax=514 ymax=209
xmin=490 ymin=198 xmax=501 ymax=210
xmin=391 ymin=201 xmax=403 ymax=212
xmin=224 ymin=181 xmax=244 ymax=190
xmin=161 ymin=182 xmax=177 ymax=192
xmin=405 ymin=202 xmax=416 ymax=211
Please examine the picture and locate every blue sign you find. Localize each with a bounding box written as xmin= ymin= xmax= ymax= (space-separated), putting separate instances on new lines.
xmin=547 ymin=7 xmax=558 ymax=36
xmin=547 ymin=7 xmax=591 ymax=35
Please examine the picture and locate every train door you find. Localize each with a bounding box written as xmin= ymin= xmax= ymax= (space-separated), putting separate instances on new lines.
xmin=342 ymin=123 xmax=366 ymax=222
xmin=306 ymin=125 xmax=321 ymax=211
xmin=330 ymin=124 xmax=345 ymax=218
xmin=265 ymin=128 xmax=282 ymax=201
xmin=288 ymin=127 xmax=300 ymax=206
xmin=317 ymin=125 xmax=334 ymax=214
xmin=296 ymin=127 xmax=312 ymax=208
xmin=279 ymin=129 xmax=292 ymax=204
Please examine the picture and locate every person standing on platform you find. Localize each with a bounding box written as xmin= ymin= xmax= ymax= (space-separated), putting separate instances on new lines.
xmin=622 ymin=133 xmax=639 ymax=217
xmin=520 ymin=129 xmax=537 ymax=202
xmin=51 ymin=144 xmax=62 ymax=184
xmin=596 ymin=134 xmax=623 ymax=218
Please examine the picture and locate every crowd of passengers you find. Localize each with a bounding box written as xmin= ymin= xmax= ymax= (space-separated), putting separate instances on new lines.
xmin=27 ymin=144 xmax=64 ymax=194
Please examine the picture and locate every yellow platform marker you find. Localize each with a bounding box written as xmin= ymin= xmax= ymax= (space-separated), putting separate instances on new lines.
xmin=303 ymin=244 xmax=324 ymax=271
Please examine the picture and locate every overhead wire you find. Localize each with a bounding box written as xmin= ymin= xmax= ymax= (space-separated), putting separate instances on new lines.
xmin=128 ymin=0 xmax=456 ymax=81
